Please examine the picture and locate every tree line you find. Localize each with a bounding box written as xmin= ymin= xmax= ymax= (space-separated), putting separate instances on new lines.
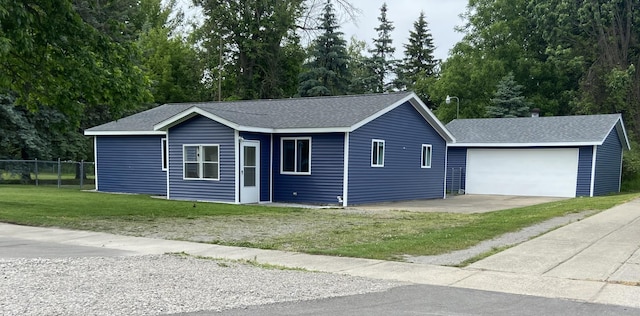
xmin=1 ymin=0 xmax=639 ymax=179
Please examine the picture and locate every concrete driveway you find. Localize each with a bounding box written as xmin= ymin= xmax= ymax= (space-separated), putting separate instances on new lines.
xmin=351 ymin=194 xmax=566 ymax=213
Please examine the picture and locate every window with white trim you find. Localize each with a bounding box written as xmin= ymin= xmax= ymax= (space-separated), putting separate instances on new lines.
xmin=371 ymin=139 xmax=385 ymax=167
xmin=421 ymin=144 xmax=432 ymax=168
xmin=281 ymin=137 xmax=311 ymax=174
xmin=183 ymin=145 xmax=220 ymax=180
xmin=161 ymin=138 xmax=168 ymax=171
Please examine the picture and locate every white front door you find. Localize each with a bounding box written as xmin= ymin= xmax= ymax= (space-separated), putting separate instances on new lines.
xmin=240 ymin=141 xmax=260 ymax=203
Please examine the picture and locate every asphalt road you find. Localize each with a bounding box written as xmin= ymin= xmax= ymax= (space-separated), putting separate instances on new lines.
xmin=178 ymin=284 xmax=640 ymax=316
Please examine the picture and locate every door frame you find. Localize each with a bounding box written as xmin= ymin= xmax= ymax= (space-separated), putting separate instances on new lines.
xmin=240 ymin=140 xmax=260 ymax=203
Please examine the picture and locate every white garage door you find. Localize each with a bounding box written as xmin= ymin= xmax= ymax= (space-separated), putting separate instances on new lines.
xmin=466 ymin=148 xmax=579 ymax=197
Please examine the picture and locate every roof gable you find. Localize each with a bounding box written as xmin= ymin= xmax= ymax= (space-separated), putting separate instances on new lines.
xmin=85 ymin=92 xmax=454 ymax=142
xmin=447 ymin=114 xmax=630 ymax=149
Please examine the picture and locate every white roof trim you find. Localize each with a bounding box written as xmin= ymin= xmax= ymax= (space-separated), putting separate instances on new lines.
xmin=407 ymin=94 xmax=456 ymax=142
xmin=152 ymin=106 xmax=354 ymax=134
xmin=349 ymin=92 xmax=456 ymax=142
xmin=84 ymin=130 xmax=166 ymax=136
xmin=449 ymin=142 xmax=602 ymax=147
xmin=270 ymin=127 xmax=350 ymax=133
xmin=611 ymin=116 xmax=631 ymax=150
xmin=154 ymin=107 xmax=240 ymax=131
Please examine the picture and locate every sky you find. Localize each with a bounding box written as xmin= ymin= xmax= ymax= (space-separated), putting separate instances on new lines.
xmin=176 ymin=0 xmax=468 ymax=61
xmin=340 ymin=0 xmax=468 ymax=61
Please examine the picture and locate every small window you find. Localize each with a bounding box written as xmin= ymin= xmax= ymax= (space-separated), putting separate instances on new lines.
xmin=183 ymin=145 xmax=220 ymax=180
xmin=371 ymin=139 xmax=385 ymax=167
xmin=161 ymin=138 xmax=168 ymax=171
xmin=281 ymin=137 xmax=311 ymax=174
xmin=421 ymin=144 xmax=432 ymax=168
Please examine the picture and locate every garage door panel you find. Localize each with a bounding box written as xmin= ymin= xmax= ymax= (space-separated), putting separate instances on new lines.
xmin=466 ymin=148 xmax=578 ymax=197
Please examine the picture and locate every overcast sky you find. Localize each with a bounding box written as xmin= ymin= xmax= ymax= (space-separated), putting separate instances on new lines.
xmin=340 ymin=0 xmax=468 ymax=61
xmin=177 ymin=0 xmax=468 ymax=61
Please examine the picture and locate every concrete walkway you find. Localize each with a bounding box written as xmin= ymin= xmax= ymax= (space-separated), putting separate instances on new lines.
xmin=1 ymin=198 xmax=639 ymax=308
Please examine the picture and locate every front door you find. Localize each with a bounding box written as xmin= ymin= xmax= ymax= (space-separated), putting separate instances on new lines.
xmin=240 ymin=141 xmax=260 ymax=203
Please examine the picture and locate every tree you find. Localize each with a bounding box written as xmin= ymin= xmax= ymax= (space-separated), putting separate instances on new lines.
xmin=486 ymin=73 xmax=531 ymax=118
xmin=367 ymin=2 xmax=397 ymax=93
xmin=346 ymin=36 xmax=370 ymax=94
xmin=531 ymin=0 xmax=640 ymax=135
xmin=298 ymin=0 xmax=351 ymax=97
xmin=0 ymin=95 xmax=48 ymax=160
xmin=396 ymin=11 xmax=438 ymax=90
xmin=138 ymin=0 xmax=206 ymax=104
xmin=0 ymin=0 xmax=151 ymax=123
xmin=195 ymin=0 xmax=305 ymax=100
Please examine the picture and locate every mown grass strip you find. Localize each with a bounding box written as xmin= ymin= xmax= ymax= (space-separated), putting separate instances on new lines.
xmin=0 ymin=185 xmax=637 ymax=261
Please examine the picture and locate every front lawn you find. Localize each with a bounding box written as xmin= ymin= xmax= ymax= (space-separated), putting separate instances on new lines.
xmin=0 ymin=186 xmax=637 ymax=261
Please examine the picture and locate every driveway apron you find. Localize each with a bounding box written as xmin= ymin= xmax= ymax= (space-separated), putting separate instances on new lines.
xmin=469 ymin=198 xmax=640 ymax=284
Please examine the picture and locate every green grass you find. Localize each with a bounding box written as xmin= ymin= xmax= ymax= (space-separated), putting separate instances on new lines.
xmin=0 ymin=185 xmax=638 ymax=261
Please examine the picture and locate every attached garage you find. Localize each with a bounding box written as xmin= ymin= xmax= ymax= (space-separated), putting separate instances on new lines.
xmin=465 ymin=148 xmax=578 ymax=197
xmin=446 ymin=114 xmax=630 ymax=198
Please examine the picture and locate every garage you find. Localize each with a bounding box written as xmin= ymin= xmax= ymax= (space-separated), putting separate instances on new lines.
xmin=465 ymin=148 xmax=579 ymax=197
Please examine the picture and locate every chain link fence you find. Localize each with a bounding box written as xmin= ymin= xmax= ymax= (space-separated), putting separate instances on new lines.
xmin=0 ymin=159 xmax=95 ymax=189
xmin=447 ymin=167 xmax=464 ymax=196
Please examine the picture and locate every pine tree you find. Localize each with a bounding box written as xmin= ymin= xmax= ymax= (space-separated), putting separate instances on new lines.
xmin=396 ymin=11 xmax=438 ymax=90
xmin=486 ymin=72 xmax=532 ymax=118
xmin=298 ymin=0 xmax=351 ymax=97
xmin=367 ymin=3 xmax=396 ymax=93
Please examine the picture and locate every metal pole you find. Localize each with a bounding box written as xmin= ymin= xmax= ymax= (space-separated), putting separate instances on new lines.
xmin=57 ymin=158 xmax=61 ymax=188
xmin=449 ymin=168 xmax=453 ymax=195
xmin=34 ymin=158 xmax=39 ymax=186
xmin=80 ymin=160 xmax=84 ymax=189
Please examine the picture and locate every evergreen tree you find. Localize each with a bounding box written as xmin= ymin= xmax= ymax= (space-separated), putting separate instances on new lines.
xmin=486 ymin=72 xmax=531 ymax=118
xmin=396 ymin=11 xmax=438 ymax=90
xmin=367 ymin=3 xmax=397 ymax=93
xmin=298 ymin=0 xmax=351 ymax=97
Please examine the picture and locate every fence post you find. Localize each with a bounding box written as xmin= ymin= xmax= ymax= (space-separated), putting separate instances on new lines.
xmin=449 ymin=168 xmax=453 ymax=195
xmin=80 ymin=160 xmax=84 ymax=190
xmin=34 ymin=158 xmax=39 ymax=186
xmin=57 ymin=158 xmax=61 ymax=188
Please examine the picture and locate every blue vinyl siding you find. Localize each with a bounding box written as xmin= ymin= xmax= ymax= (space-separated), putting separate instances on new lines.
xmin=272 ymin=133 xmax=344 ymax=204
xmin=348 ymin=102 xmax=446 ymax=205
xmin=576 ymin=146 xmax=594 ymax=197
xmin=95 ymin=136 xmax=167 ymax=195
xmin=168 ymin=116 xmax=236 ymax=202
xmin=446 ymin=147 xmax=467 ymax=192
xmin=240 ymin=132 xmax=272 ymax=202
xmin=594 ymin=129 xmax=623 ymax=196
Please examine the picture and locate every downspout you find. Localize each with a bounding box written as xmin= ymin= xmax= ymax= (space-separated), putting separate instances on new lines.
xmin=235 ymin=130 xmax=240 ymax=204
xmin=590 ymin=145 xmax=597 ymax=197
xmin=165 ymin=132 xmax=170 ymax=200
xmin=93 ymin=136 xmax=98 ymax=191
xmin=270 ymin=134 xmax=273 ymax=202
xmin=619 ymin=148 xmax=624 ymax=192
xmin=443 ymin=144 xmax=449 ymax=199
xmin=341 ymin=132 xmax=349 ymax=207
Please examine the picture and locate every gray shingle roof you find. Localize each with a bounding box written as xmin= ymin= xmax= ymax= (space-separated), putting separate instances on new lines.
xmin=446 ymin=114 xmax=627 ymax=147
xmin=86 ymin=92 xmax=416 ymax=133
